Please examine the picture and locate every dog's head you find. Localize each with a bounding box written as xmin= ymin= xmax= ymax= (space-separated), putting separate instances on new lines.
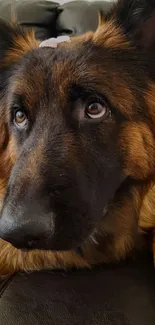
xmin=0 ymin=0 xmax=155 ymax=251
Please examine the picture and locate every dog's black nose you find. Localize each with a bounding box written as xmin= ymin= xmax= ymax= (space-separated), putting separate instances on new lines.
xmin=0 ymin=205 xmax=54 ymax=250
xmin=0 ymin=220 xmax=51 ymax=249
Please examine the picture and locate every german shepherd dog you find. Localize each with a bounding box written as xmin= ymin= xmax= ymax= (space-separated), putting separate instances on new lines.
xmin=0 ymin=0 xmax=155 ymax=275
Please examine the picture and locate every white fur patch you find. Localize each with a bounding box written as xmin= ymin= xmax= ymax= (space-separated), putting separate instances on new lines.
xmin=39 ymin=36 xmax=71 ymax=48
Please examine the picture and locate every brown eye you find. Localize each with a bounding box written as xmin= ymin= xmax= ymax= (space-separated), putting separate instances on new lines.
xmin=14 ymin=110 xmax=28 ymax=128
xmin=86 ymin=102 xmax=108 ymax=119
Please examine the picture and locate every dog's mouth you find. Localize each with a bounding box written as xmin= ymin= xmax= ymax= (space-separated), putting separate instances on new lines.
xmin=0 ymin=204 xmax=109 ymax=253
xmin=19 ymin=206 xmax=109 ymax=252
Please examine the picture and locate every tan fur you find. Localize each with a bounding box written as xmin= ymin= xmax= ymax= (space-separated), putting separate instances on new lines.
xmin=119 ymin=122 xmax=155 ymax=179
xmin=3 ymin=29 xmax=38 ymax=67
xmin=145 ymin=82 xmax=155 ymax=123
xmin=96 ymin=11 xmax=105 ymax=31
xmin=139 ymin=185 xmax=155 ymax=262
xmin=139 ymin=185 xmax=155 ymax=229
xmin=0 ymin=9 xmax=155 ymax=276
xmin=0 ymin=239 xmax=90 ymax=276
xmin=93 ymin=20 xmax=130 ymax=49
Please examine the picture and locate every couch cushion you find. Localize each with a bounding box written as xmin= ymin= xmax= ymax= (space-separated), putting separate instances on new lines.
xmin=0 ymin=252 xmax=155 ymax=325
xmin=0 ymin=0 xmax=114 ymax=39
xmin=56 ymin=0 xmax=113 ymax=36
xmin=0 ymin=0 xmax=59 ymax=39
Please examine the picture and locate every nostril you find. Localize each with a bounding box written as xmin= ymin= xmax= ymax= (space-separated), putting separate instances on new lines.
xmin=27 ymin=239 xmax=38 ymax=249
xmin=25 ymin=235 xmax=43 ymax=249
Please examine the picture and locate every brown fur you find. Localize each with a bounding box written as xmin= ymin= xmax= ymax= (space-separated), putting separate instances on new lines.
xmin=3 ymin=29 xmax=38 ymax=67
xmin=94 ymin=20 xmax=130 ymax=49
xmin=119 ymin=122 xmax=155 ymax=179
xmin=0 ymin=0 xmax=155 ymax=275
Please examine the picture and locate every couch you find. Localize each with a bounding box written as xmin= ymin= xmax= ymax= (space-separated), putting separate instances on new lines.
xmin=0 ymin=1 xmax=155 ymax=324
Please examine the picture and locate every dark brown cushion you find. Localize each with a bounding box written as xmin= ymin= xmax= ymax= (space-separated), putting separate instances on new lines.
xmin=0 ymin=251 xmax=155 ymax=325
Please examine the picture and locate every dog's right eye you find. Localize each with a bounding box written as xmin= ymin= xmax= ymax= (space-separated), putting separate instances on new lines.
xmin=14 ymin=110 xmax=28 ymax=129
xmin=86 ymin=102 xmax=108 ymax=119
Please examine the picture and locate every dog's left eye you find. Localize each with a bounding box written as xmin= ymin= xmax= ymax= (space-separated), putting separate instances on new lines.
xmin=14 ymin=110 xmax=28 ymax=129
xmin=85 ymin=101 xmax=109 ymax=119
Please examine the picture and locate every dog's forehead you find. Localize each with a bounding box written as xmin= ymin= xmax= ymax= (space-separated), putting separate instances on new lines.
xmin=12 ymin=26 xmax=136 ymax=98
xmin=12 ymin=37 xmax=124 ymax=100
xmin=11 ymin=40 xmax=100 ymax=106
xmin=15 ymin=41 xmax=89 ymax=79
xmin=9 ymin=31 xmax=145 ymax=118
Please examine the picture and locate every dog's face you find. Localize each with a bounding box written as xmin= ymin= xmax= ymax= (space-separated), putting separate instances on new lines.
xmin=0 ymin=0 xmax=155 ymax=251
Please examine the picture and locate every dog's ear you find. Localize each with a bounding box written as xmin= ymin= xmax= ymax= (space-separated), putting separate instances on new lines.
xmin=97 ymin=11 xmax=105 ymax=29
xmin=0 ymin=19 xmax=38 ymax=71
xmin=109 ymin=0 xmax=155 ymax=50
